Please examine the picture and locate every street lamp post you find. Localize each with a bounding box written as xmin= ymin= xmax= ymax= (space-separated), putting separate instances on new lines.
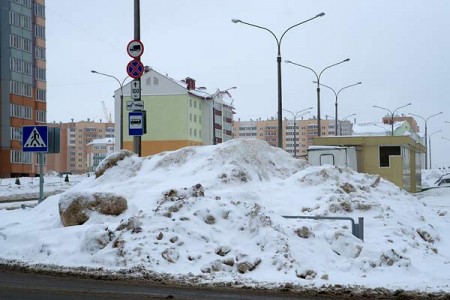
xmin=285 ymin=58 xmax=350 ymax=136
xmin=232 ymin=13 xmax=325 ymax=148
xmin=314 ymin=81 xmax=361 ymax=135
xmin=339 ymin=113 xmax=356 ymax=135
xmin=283 ymin=107 xmax=312 ymax=157
xmin=91 ymin=70 xmax=128 ymax=151
xmin=408 ymin=111 xmax=443 ymax=169
xmin=372 ymin=103 xmax=411 ymax=137
xmin=428 ymin=130 xmax=442 ymax=169
xmin=372 ymin=124 xmax=390 ymax=135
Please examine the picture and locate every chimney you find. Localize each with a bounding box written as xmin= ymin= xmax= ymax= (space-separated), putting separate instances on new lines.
xmin=185 ymin=77 xmax=196 ymax=90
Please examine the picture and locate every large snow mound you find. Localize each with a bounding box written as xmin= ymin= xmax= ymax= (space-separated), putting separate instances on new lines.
xmin=0 ymin=139 xmax=448 ymax=293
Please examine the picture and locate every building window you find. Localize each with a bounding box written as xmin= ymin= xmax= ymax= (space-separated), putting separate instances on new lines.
xmin=10 ymin=57 xmax=32 ymax=75
xmin=34 ymin=25 xmax=45 ymax=39
xmin=34 ymin=3 xmax=45 ymax=17
xmin=10 ymin=103 xmax=32 ymax=119
xmin=10 ymin=81 xmax=32 ymax=97
xmin=35 ymin=67 xmax=46 ymax=81
xmin=35 ymin=46 xmax=46 ymax=60
xmin=36 ymin=110 xmax=46 ymax=123
xmin=13 ymin=0 xmax=32 ymax=8
xmin=36 ymin=89 xmax=46 ymax=101
xmin=10 ymin=150 xmax=32 ymax=164
xmin=153 ymin=77 xmax=159 ymax=85
xmin=379 ymin=146 xmax=401 ymax=167
xmin=9 ymin=34 xmax=32 ymax=53
xmin=10 ymin=127 xmax=22 ymax=140
xmin=146 ymin=77 xmax=151 ymax=85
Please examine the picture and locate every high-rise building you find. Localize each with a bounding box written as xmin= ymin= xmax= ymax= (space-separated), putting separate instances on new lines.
xmin=0 ymin=0 xmax=46 ymax=178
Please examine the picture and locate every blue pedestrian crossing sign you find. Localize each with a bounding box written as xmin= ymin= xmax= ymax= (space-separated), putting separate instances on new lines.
xmin=22 ymin=125 xmax=48 ymax=152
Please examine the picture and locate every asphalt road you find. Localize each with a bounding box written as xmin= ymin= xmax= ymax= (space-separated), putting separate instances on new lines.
xmin=0 ymin=268 xmax=329 ymax=300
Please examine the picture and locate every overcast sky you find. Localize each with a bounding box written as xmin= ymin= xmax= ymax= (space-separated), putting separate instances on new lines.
xmin=46 ymin=0 xmax=450 ymax=167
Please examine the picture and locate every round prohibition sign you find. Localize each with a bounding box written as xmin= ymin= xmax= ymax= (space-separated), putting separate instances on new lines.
xmin=127 ymin=39 xmax=144 ymax=58
xmin=126 ymin=59 xmax=144 ymax=79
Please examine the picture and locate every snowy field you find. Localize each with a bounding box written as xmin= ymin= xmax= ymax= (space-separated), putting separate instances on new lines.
xmin=0 ymin=139 xmax=449 ymax=296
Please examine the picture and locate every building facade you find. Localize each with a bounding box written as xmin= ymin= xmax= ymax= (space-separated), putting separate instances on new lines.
xmin=312 ymin=135 xmax=425 ymax=193
xmin=0 ymin=0 xmax=46 ymax=178
xmin=115 ymin=68 xmax=235 ymax=156
xmin=86 ymin=137 xmax=115 ymax=173
xmin=46 ymin=120 xmax=115 ymax=174
xmin=233 ymin=117 xmax=353 ymax=157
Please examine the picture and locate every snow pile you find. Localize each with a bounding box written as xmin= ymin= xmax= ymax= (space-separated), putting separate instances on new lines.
xmin=0 ymin=139 xmax=448 ymax=293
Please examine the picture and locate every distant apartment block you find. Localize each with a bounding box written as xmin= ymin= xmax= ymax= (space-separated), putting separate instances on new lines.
xmin=0 ymin=0 xmax=47 ymax=178
xmin=233 ymin=117 xmax=353 ymax=157
xmin=47 ymin=120 xmax=115 ymax=174
xmin=86 ymin=137 xmax=115 ymax=173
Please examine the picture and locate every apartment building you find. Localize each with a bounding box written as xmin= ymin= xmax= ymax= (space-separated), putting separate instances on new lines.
xmin=86 ymin=137 xmax=115 ymax=173
xmin=46 ymin=120 xmax=115 ymax=174
xmin=114 ymin=68 xmax=235 ymax=155
xmin=0 ymin=0 xmax=46 ymax=178
xmin=233 ymin=117 xmax=353 ymax=157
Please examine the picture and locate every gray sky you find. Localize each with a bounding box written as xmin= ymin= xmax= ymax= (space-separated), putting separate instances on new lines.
xmin=46 ymin=0 xmax=450 ymax=167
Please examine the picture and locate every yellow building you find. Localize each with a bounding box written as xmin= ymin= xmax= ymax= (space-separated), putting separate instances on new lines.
xmin=312 ymin=136 xmax=425 ymax=193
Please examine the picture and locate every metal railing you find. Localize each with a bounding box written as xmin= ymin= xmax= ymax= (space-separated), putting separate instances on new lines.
xmin=282 ymin=215 xmax=364 ymax=241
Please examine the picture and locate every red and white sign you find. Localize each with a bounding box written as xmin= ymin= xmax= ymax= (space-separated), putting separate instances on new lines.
xmin=127 ymin=40 xmax=144 ymax=58
xmin=126 ymin=59 xmax=144 ymax=79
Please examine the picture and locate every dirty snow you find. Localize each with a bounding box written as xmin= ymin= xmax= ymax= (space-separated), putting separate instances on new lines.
xmin=0 ymin=139 xmax=449 ymax=294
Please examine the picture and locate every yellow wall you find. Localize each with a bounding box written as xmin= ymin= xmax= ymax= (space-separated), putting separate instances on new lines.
xmin=312 ymin=136 xmax=424 ymax=192
xmin=123 ymin=140 xmax=203 ymax=156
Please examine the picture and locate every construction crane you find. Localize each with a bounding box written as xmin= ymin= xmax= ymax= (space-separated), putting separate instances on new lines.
xmin=101 ymin=101 xmax=112 ymax=123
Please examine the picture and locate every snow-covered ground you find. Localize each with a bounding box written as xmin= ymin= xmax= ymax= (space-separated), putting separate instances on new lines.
xmin=0 ymin=139 xmax=449 ymax=296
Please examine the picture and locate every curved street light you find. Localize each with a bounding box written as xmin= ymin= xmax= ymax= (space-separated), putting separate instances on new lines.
xmin=314 ymin=81 xmax=361 ymax=135
xmin=231 ymin=12 xmax=325 ymax=148
xmin=91 ymin=70 xmax=129 ymax=151
xmin=428 ymin=130 xmax=442 ymax=169
xmin=285 ymin=58 xmax=350 ymax=136
xmin=408 ymin=111 xmax=443 ymax=169
xmin=372 ymin=103 xmax=411 ymax=137
xmin=283 ymin=107 xmax=312 ymax=157
xmin=339 ymin=113 xmax=356 ymax=136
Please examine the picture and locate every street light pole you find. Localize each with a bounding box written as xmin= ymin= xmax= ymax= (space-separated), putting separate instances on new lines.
xmin=91 ymin=70 xmax=128 ymax=151
xmin=428 ymin=130 xmax=442 ymax=169
xmin=283 ymin=107 xmax=312 ymax=157
xmin=285 ymin=58 xmax=350 ymax=136
xmin=232 ymin=13 xmax=325 ymax=148
xmin=409 ymin=111 xmax=443 ymax=169
xmin=339 ymin=113 xmax=356 ymax=135
xmin=373 ymin=103 xmax=411 ymax=137
xmin=315 ymin=81 xmax=361 ymax=135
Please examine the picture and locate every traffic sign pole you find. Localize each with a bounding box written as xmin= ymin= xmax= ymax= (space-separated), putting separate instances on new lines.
xmin=133 ymin=0 xmax=142 ymax=157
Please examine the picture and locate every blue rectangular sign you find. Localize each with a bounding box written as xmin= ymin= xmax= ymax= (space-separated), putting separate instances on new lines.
xmin=129 ymin=111 xmax=144 ymax=136
xmin=22 ymin=125 xmax=48 ymax=152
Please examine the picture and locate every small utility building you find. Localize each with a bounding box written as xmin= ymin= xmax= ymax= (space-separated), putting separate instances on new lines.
xmin=311 ymin=136 xmax=425 ymax=193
